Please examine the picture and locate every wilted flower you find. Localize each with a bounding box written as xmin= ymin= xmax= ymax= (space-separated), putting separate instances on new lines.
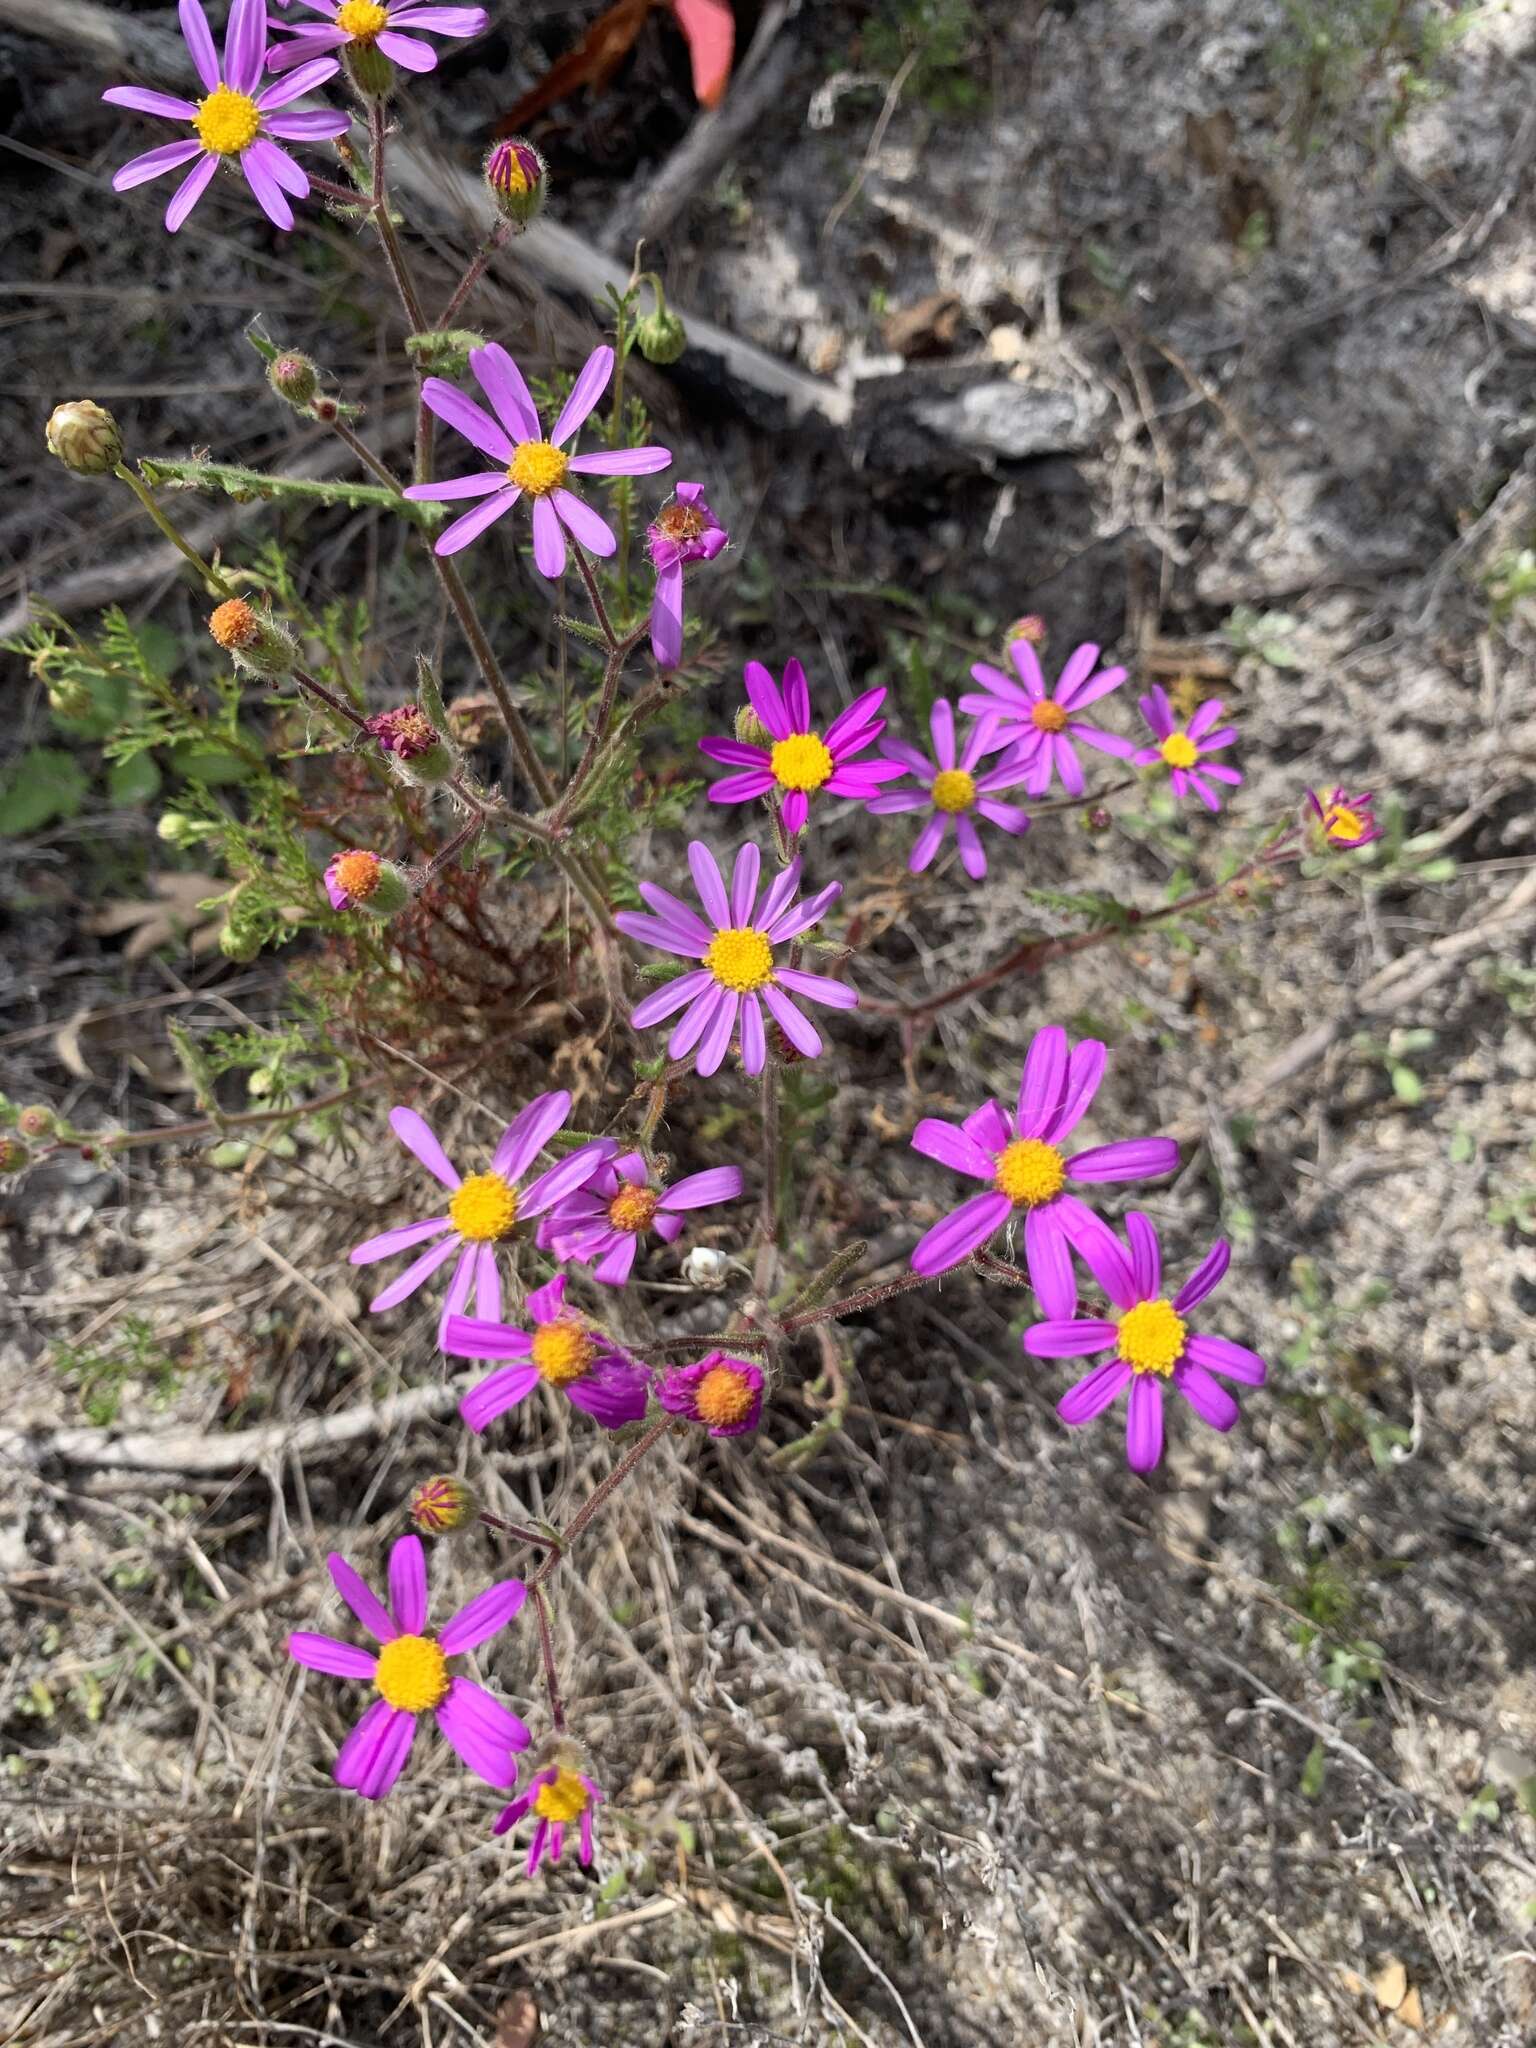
xmin=365 ymin=704 xmax=454 ymax=783
xmin=267 ymin=1 xmax=489 ymax=82
xmin=484 ymin=137 xmax=546 ymax=228
xmin=103 ymin=0 xmax=350 ymax=234
xmin=402 ymin=343 xmax=671 ymax=570
xmin=45 ymin=400 xmax=122 ymax=476
xmin=699 ymin=660 xmax=903 ymax=835
xmin=444 ymin=1275 xmax=651 ymax=1432
xmin=208 ymin=599 xmax=259 ymax=651
xmin=348 ymin=1094 xmax=614 ymax=1346
xmin=657 ymin=1353 xmax=764 ymax=1437
xmin=1025 ymin=1213 xmax=1266 ymax=1473
xmin=324 ymin=849 xmax=408 ymax=917
xmin=541 ymin=1150 xmax=745 ymax=1286
xmin=960 ymin=640 xmax=1132 ymax=797
xmin=647 ymin=483 xmax=727 ymax=669
xmin=616 ymin=842 xmax=853 ymax=1076
xmin=867 ymin=699 xmax=1029 ymax=879
xmin=1131 ymin=686 xmax=1242 ymax=814
xmin=207 ymin=598 xmax=296 ymax=676
xmin=287 ymin=1533 xmax=529 ymax=1797
xmin=494 ymin=1761 xmax=604 ymax=1875
xmin=1306 ymin=786 xmax=1380 ymax=850
xmin=909 ymin=1024 xmax=1179 ymax=1297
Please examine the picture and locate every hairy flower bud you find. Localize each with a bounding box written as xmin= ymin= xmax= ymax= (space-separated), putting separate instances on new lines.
xmin=16 ymin=1106 xmax=54 ymax=1140
xmin=1083 ymin=805 xmax=1112 ymax=833
xmin=635 ymin=304 xmax=687 ymax=365
xmin=408 ymin=1474 xmax=477 ymax=1535
xmin=268 ymin=351 xmax=319 ymax=409
xmin=46 ymin=672 xmax=96 ymax=721
xmin=734 ymin=705 xmax=772 ymax=750
xmin=325 ymin=848 xmax=409 ymax=918
xmin=344 ymin=40 xmax=394 ymax=101
xmin=0 ymin=1136 xmax=30 ymax=1175
xmin=365 ymin=704 xmax=454 ymax=785
xmin=484 ymin=138 xmax=546 ymax=230
xmin=1007 ymin=614 xmax=1047 ymax=649
xmin=207 ymin=599 xmax=297 ymax=678
xmin=218 ymin=921 xmax=262 ymax=963
xmin=46 ymin=400 xmax=123 ymax=477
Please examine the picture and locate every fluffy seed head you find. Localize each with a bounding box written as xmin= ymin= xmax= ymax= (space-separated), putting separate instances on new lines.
xmin=46 ymin=400 xmax=122 ymax=476
xmin=448 ymin=1172 xmax=518 ymax=1243
xmin=1117 ymin=1299 xmax=1187 ymax=1377
xmin=374 ymin=1633 xmax=449 ymax=1712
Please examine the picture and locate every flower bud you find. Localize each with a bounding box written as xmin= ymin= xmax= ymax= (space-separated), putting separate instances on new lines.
xmin=268 ymin=351 xmax=319 ymax=409
xmin=364 ymin=704 xmax=455 ymax=785
xmin=157 ymin=810 xmax=203 ymax=847
xmin=325 ymin=848 xmax=409 ymax=918
xmin=207 ymin=599 xmax=297 ymax=678
xmin=1083 ymin=806 xmax=1112 ymax=833
xmin=484 ymin=138 xmax=547 ymax=230
xmin=734 ymin=705 xmax=772 ymax=750
xmin=635 ymin=304 xmax=687 ymax=365
xmin=46 ymin=400 xmax=123 ymax=477
xmin=218 ymin=920 xmax=262 ymax=963
xmin=1007 ymin=614 xmax=1046 ymax=650
xmin=0 ymin=1137 xmax=30 ymax=1175
xmin=46 ymin=673 xmax=96 ymax=722
xmin=344 ymin=40 xmax=394 ymax=101
xmin=16 ymin=1106 xmax=54 ymax=1140
xmin=408 ymin=1475 xmax=477 ymax=1535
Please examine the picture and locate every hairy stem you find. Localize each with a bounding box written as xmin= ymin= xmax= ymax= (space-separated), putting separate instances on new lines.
xmin=114 ymin=466 xmax=235 ymax=598
xmin=530 ymin=1586 xmax=566 ymax=1733
xmin=528 ymin=1416 xmax=672 ymax=1588
xmin=758 ymin=1060 xmax=781 ymax=1247
xmin=437 ymin=222 xmax=511 ymax=328
xmin=780 ymin=1266 xmax=937 ymax=1334
xmin=326 ymin=415 xmax=405 ymax=493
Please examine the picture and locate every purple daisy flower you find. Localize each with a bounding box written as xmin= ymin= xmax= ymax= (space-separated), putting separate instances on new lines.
xmin=1306 ymin=786 xmax=1380 ymax=850
xmin=494 ymin=1762 xmax=604 ymax=1876
xmin=698 ymin=660 xmax=905 ymax=836
xmin=648 ymin=482 xmax=728 ymax=669
xmin=287 ymin=1532 xmax=529 ymax=1799
xmin=443 ymin=1275 xmax=651 ymax=1431
xmin=866 ymin=699 xmax=1030 ymax=880
xmin=909 ymin=1024 xmax=1180 ymax=1297
xmin=402 ymin=343 xmax=671 ymax=571
xmin=959 ymin=639 xmax=1132 ymax=798
xmin=615 ymin=841 xmax=854 ymax=1077
xmin=267 ymin=0 xmax=488 ymax=79
xmin=1132 ymin=686 xmax=1242 ymax=814
xmin=348 ymin=1093 xmax=614 ymax=1346
xmin=103 ymin=0 xmax=350 ymax=235
xmin=1025 ymin=1211 xmax=1266 ymax=1473
xmin=657 ymin=1353 xmax=765 ymax=1437
xmin=539 ymin=1150 xmax=745 ymax=1286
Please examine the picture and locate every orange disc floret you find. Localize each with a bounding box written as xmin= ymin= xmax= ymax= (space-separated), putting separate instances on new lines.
xmin=609 ymin=1181 xmax=661 ymax=1234
xmin=332 ymin=849 xmax=383 ymax=901
xmin=695 ymin=1364 xmax=755 ymax=1429
xmin=208 ymin=598 xmax=259 ymax=650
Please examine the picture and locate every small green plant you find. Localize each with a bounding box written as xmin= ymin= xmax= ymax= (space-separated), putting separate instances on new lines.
xmin=50 ymin=1315 xmax=183 ymax=1427
xmin=1274 ymin=0 xmax=1481 ymax=152
xmin=1354 ymin=1024 xmax=1437 ymax=1106
xmin=1484 ymin=545 xmax=1536 ymax=622
xmin=861 ymin=0 xmax=986 ymax=116
xmin=1222 ymin=604 xmax=1303 ymax=670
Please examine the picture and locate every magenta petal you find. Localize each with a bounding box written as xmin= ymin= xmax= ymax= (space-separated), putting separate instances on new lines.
xmin=964 ymin=1100 xmax=1012 ymax=1154
xmin=359 ymin=1709 xmax=416 ymax=1800
xmin=652 ymin=561 xmax=684 ymax=667
xmin=333 ymin=1697 xmax=395 ymax=1792
xmin=287 ymin=1631 xmax=377 ymax=1680
xmin=459 ymin=1361 xmax=540 ymax=1431
xmin=1025 ymin=1318 xmax=1118 ymax=1359
xmin=164 ymin=152 xmax=217 ymax=232
xmin=1046 ymin=1040 xmax=1106 ymax=1146
xmin=1125 ymin=1375 xmax=1164 ymax=1472
xmin=910 ymin=1117 xmax=995 ymax=1181
xmin=1066 ymin=1138 xmax=1180 ymax=1184
xmin=1057 ymin=1358 xmax=1132 ymax=1423
xmin=687 ymin=839 xmax=731 ymax=927
xmin=435 ymin=1678 xmax=528 ymax=1786
xmin=180 ymin=0 xmax=221 ymax=91
xmin=1055 ymin=1196 xmax=1139 ymax=1310
xmin=491 ymin=1088 xmax=571 ymax=1182
xmin=742 ymin=660 xmax=791 ymax=741
xmin=595 ymin=1233 xmax=638 ymax=1285
xmin=1024 ymin=1203 xmax=1077 ymax=1319
xmin=436 ymin=491 xmax=518 ymax=554
xmin=368 ymin=1230 xmax=462 ymax=1313
xmin=552 ymin=487 xmax=616 ymax=556
xmin=759 ymin=984 xmax=821 ymax=1060
xmin=565 ymin=1358 xmax=651 ymax=1428
xmin=470 ymin=340 xmax=539 ymax=440
xmin=709 ymin=769 xmax=779 ymax=804
xmin=551 ymin=344 xmax=614 ymax=446
xmin=1016 ymin=1026 xmax=1068 ymax=1140
xmin=1124 ymin=1211 xmax=1161 ymax=1299
xmin=632 ymin=969 xmax=715 ymax=1029
xmin=420 ymin=377 xmax=515 ymax=462
xmin=661 ymin=1166 xmax=743 ymax=1210
xmin=910 ymin=1191 xmax=1012 ymax=1276
xmin=328 ymin=1554 xmax=397 ymax=1643
xmin=773 ymin=966 xmax=857 ymax=1011
xmin=350 ymin=1216 xmax=451 ymax=1266
xmin=780 ymin=789 xmax=809 ymax=836
xmin=1173 ymin=1238 xmax=1231 ymax=1313
xmin=521 ymin=1140 xmax=618 ymax=1218
xmin=438 ymin=1579 xmax=527 ymax=1656
xmin=1183 ymin=1332 xmax=1265 ymax=1386
xmin=1174 ymin=1360 xmax=1239 ymax=1433
xmin=442 ymin=1314 xmax=532 ymax=1361
xmin=389 ymin=1106 xmax=461 ymax=1190
xmin=376 ymin=29 xmax=438 ymax=71
xmin=387 ymin=1534 xmax=427 ymax=1635
xmin=695 ymin=990 xmax=740 ymax=1076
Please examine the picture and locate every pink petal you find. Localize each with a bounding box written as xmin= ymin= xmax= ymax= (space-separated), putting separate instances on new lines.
xmin=180 ymin=0 xmax=221 ymax=91
xmin=909 ymin=1191 xmax=1012 ymax=1276
xmin=739 ymin=991 xmax=766 ymax=1074
xmin=1183 ymin=1332 xmax=1265 ymax=1386
xmin=1025 ymin=1319 xmax=1118 ymax=1359
xmin=695 ymin=990 xmax=740 ymax=1076
xmin=367 ymin=1230 xmax=462 ymax=1312
xmin=164 ymin=152 xmax=218 ymax=233
xmin=530 ymin=494 xmax=566 ymax=576
xmin=491 ymin=1088 xmax=572 ymax=1182
xmin=434 ymin=490 xmax=518 ymax=554
xmin=350 ymin=1216 xmax=452 ymax=1266
xmin=651 ymin=560 xmax=683 ymax=667
xmin=459 ymin=1361 xmax=540 ymax=1431
xmin=420 ymin=377 xmax=515 ymax=462
xmin=102 ymin=86 xmax=199 ymax=119
xmin=288 ymin=1631 xmax=377 ymax=1680
xmin=328 ymin=1553 xmax=397 ymax=1642
xmin=376 ymin=29 xmax=438 ymax=70
xmin=1025 ymin=1203 xmax=1076 ymax=1319
xmin=566 ymin=446 xmax=673 ymax=475
xmin=111 ymin=138 xmax=204 ymax=191
xmin=435 ymin=1677 xmax=528 ymax=1785
xmin=1124 ymin=1211 xmax=1161 ymax=1298
xmin=551 ymin=487 xmax=616 ymax=556
xmin=631 ymin=968 xmax=714 ymax=1028
xmin=954 ymin=812 xmax=987 ymax=880
xmin=387 ymin=1534 xmax=427 ymax=1635
xmin=908 ymin=810 xmax=948 ymax=872
xmin=772 ymin=966 xmax=858 ymax=1010
xmin=729 ymin=840 xmax=761 ymax=924
xmin=1016 ymin=1026 xmax=1068 ymax=1140
xmin=442 ymin=1314 xmax=533 ymax=1361
xmin=470 ymin=341 xmax=539 ymax=439
xmin=438 ymin=1579 xmax=526 ymax=1655
xmin=910 ymin=1117 xmax=995 ymax=1180
xmin=660 ymin=1166 xmax=744 ymax=1210
xmin=550 ymin=345 xmax=614 ymax=446
xmin=929 ymin=697 xmax=956 ymax=769
xmin=687 ymin=840 xmax=731 ymax=927
xmin=389 ymin=1106 xmax=462 ymax=1190
xmin=1057 ymin=1358 xmax=1132 ymax=1423
xmin=241 ymin=145 xmax=296 ymax=231
xmin=1125 ymin=1375 xmax=1164 ymax=1472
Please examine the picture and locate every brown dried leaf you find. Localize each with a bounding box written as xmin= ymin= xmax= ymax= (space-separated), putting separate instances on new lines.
xmin=1372 ymin=1959 xmax=1410 ymax=2011
xmin=493 ymin=1990 xmax=539 ymax=2048
xmin=882 ymin=292 xmax=964 ymax=360
xmin=1396 ymin=1987 xmax=1424 ymax=2031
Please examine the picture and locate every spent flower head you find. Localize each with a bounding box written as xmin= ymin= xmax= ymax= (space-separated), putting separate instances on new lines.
xmin=103 ymin=0 xmax=350 ymax=234
xmin=1025 ymin=1213 xmax=1266 ymax=1473
xmin=657 ymin=1353 xmax=765 ymax=1438
xmin=325 ymin=849 xmax=408 ymax=917
xmin=647 ymin=483 xmax=727 ymax=670
xmin=616 ymin=841 xmax=854 ymax=1076
xmin=365 ymin=704 xmax=454 ymax=783
xmin=540 ymin=1149 xmax=745 ymax=1286
xmin=1306 ymin=786 xmax=1380 ymax=851
xmin=494 ymin=1757 xmax=605 ymax=1875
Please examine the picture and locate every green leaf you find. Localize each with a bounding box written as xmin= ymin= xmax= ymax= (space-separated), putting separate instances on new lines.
xmin=1390 ymin=1064 xmax=1424 ymax=1106
xmin=106 ymin=754 xmax=162 ymax=806
xmin=0 ymin=747 xmax=89 ymax=835
xmin=1300 ymin=1741 xmax=1327 ymax=1800
xmin=168 ymin=743 xmax=251 ymax=787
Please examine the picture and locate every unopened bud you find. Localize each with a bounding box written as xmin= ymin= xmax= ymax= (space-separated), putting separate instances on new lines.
xmin=1007 ymin=614 xmax=1046 ymax=650
xmin=484 ymin=138 xmax=547 ymax=230
xmin=268 ymin=351 xmax=319 ymax=409
xmin=635 ymin=304 xmax=687 ymax=366
xmin=1083 ymin=805 xmax=1112 ymax=833
xmin=365 ymin=704 xmax=454 ymax=785
xmin=46 ymin=673 xmax=96 ymax=721
xmin=408 ymin=1474 xmax=477 ymax=1535
xmin=46 ymin=400 xmax=123 ymax=477
xmin=344 ymin=39 xmax=394 ymax=101
xmin=0 ymin=1137 xmax=30 ymax=1175
xmin=218 ymin=921 xmax=262 ymax=963
xmin=324 ymin=848 xmax=409 ymax=918
xmin=312 ymin=396 xmax=340 ymax=424
xmin=734 ymin=705 xmax=772 ymax=750
xmin=16 ymin=1106 xmax=54 ymax=1140
xmin=207 ymin=599 xmax=297 ymax=678
xmin=158 ymin=811 xmax=202 ymax=847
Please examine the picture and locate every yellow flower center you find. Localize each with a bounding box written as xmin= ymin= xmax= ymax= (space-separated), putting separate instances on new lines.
xmin=769 ymin=732 xmax=834 ymax=792
xmin=1030 ymin=699 xmax=1069 ymax=734
xmin=704 ymin=926 xmax=774 ymax=993
xmin=507 ymin=440 xmax=568 ymax=496
xmin=1159 ymin=732 xmax=1199 ymax=769
xmin=194 ymin=85 xmax=261 ymax=157
xmin=333 ymin=850 xmax=382 ymax=901
xmin=1323 ymin=803 xmax=1364 ymax=843
xmin=532 ymin=1768 xmax=590 ymax=1823
xmin=695 ymin=1364 xmax=755 ymax=1428
xmin=448 ymin=1172 xmax=518 ymax=1243
xmin=993 ymin=1139 xmax=1066 ymax=1208
xmin=338 ymin=0 xmax=390 ymax=39
xmin=929 ymin=768 xmax=976 ymax=814
xmin=1117 ymin=1299 xmax=1187 ymax=1377
xmin=608 ymin=1182 xmax=660 ymax=1233
xmin=374 ymin=1633 xmax=449 ymax=1713
xmin=530 ymin=1320 xmax=595 ymax=1386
